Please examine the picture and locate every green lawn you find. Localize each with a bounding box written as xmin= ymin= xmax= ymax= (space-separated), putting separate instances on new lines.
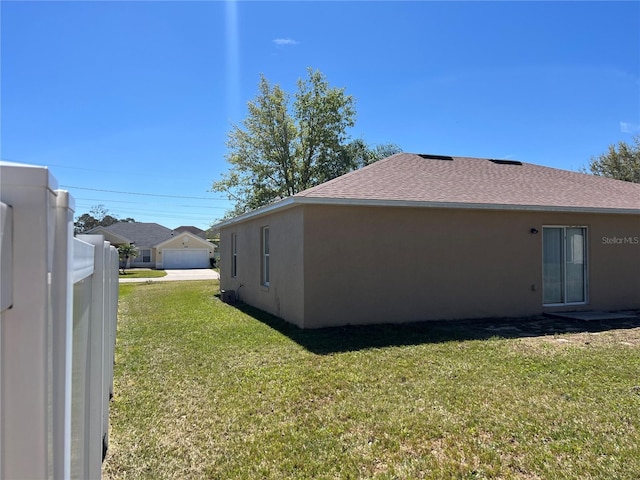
xmin=104 ymin=281 xmax=640 ymax=479
xmin=118 ymin=269 xmax=167 ymax=279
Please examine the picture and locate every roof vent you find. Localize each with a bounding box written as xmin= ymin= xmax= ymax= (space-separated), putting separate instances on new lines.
xmin=489 ymin=159 xmax=522 ymax=166
xmin=417 ymin=154 xmax=453 ymax=161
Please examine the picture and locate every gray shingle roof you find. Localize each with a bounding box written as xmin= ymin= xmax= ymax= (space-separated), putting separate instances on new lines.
xmin=95 ymin=222 xmax=175 ymax=247
xmin=295 ymin=153 xmax=640 ymax=211
xmin=215 ymin=153 xmax=640 ymax=229
xmin=174 ymin=226 xmax=206 ymax=238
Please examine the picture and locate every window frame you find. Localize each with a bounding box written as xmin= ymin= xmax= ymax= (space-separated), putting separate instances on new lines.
xmin=261 ymin=226 xmax=270 ymax=287
xmin=231 ymin=233 xmax=237 ymax=277
xmin=139 ymin=249 xmax=151 ymax=263
xmin=542 ymin=225 xmax=589 ymax=306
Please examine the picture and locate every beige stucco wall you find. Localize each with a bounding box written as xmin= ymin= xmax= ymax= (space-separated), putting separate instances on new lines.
xmin=586 ymin=214 xmax=640 ymax=311
xmin=301 ymin=205 xmax=640 ymax=328
xmin=220 ymin=204 xmax=639 ymax=329
xmin=131 ymin=247 xmax=157 ymax=267
xmin=219 ymin=207 xmax=305 ymax=326
xmin=154 ymin=234 xmax=214 ymax=268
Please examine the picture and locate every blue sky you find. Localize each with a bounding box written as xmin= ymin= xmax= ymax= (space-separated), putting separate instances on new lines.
xmin=2 ymin=1 xmax=639 ymax=229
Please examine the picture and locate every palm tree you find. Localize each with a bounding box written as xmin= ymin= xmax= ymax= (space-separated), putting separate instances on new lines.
xmin=117 ymin=244 xmax=139 ymax=274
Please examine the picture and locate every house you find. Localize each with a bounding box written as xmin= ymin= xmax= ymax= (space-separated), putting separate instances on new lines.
xmin=87 ymin=222 xmax=215 ymax=269
xmin=215 ymin=153 xmax=640 ymax=329
xmin=174 ymin=225 xmax=207 ymax=239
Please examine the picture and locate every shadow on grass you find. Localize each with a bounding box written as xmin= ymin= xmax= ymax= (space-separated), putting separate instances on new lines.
xmin=225 ymin=300 xmax=640 ymax=355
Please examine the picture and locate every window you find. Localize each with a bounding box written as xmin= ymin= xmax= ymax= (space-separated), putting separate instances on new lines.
xmin=140 ymin=249 xmax=151 ymax=263
xmin=231 ymin=233 xmax=237 ymax=277
xmin=543 ymin=226 xmax=587 ymax=305
xmin=261 ymin=227 xmax=270 ymax=286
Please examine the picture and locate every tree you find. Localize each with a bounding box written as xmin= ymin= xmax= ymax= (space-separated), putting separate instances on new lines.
xmin=74 ymin=213 xmax=101 ymax=234
xmin=117 ymin=244 xmax=139 ymax=274
xmin=342 ymin=139 xmax=402 ymax=171
xmin=74 ymin=204 xmax=135 ymax=234
xmin=311 ymin=139 xmax=403 ymax=185
xmin=585 ymin=135 xmax=640 ymax=183
xmin=213 ymin=68 xmax=399 ymax=217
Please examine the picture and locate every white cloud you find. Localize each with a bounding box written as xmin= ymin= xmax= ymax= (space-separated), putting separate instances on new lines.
xmin=273 ymin=38 xmax=299 ymax=46
xmin=620 ymin=121 xmax=640 ymax=134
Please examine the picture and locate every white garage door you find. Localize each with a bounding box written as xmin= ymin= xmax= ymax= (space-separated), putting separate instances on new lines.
xmin=162 ymin=249 xmax=210 ymax=269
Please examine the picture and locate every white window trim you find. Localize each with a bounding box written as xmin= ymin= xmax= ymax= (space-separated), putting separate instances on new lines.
xmin=140 ymin=249 xmax=151 ymax=263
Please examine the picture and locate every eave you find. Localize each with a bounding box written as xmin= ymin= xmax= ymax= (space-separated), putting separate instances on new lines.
xmin=212 ymin=196 xmax=640 ymax=229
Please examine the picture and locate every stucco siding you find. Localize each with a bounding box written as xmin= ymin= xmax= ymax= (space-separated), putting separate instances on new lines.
xmin=155 ymin=234 xmax=214 ymax=268
xmin=130 ymin=246 xmax=156 ymax=267
xmin=586 ymin=214 xmax=640 ymax=311
xmin=219 ymin=207 xmax=305 ymax=326
xmin=301 ymin=205 xmax=640 ymax=328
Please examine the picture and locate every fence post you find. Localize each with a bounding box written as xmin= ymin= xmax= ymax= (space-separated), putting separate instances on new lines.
xmin=0 ymin=202 xmax=13 ymax=313
xmin=1 ymin=162 xmax=119 ymax=479
xmin=0 ymin=162 xmax=57 ymax=479
xmin=0 ymin=201 xmax=12 ymax=478
xmin=105 ymin=244 xmax=119 ymax=456
xmin=108 ymin=245 xmax=118 ymax=398
xmin=50 ymin=190 xmax=77 ymax=479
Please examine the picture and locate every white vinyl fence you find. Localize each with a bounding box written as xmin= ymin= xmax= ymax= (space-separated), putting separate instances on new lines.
xmin=0 ymin=161 xmax=119 ymax=479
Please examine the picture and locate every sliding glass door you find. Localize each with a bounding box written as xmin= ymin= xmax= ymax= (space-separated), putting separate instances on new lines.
xmin=543 ymin=227 xmax=587 ymax=305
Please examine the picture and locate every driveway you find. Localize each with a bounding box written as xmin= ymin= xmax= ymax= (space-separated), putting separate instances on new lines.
xmin=119 ymin=269 xmax=220 ymax=283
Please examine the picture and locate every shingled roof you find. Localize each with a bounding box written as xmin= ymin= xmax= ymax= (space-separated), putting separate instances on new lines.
xmin=216 ymin=153 xmax=640 ymax=227
xmin=296 ymin=153 xmax=640 ymax=211
xmin=91 ymin=222 xmax=175 ymax=246
xmin=174 ymin=225 xmax=206 ymax=238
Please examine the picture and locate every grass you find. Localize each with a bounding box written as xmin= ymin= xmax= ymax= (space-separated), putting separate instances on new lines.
xmin=104 ymin=281 xmax=640 ymax=479
xmin=118 ymin=268 xmax=167 ymax=279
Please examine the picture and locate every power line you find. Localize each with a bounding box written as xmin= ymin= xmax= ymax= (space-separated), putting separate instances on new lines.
xmin=75 ymin=197 xmax=140 ymax=205
xmin=61 ymin=185 xmax=228 ymax=201
xmin=75 ymin=197 xmax=226 ymax=209
xmin=74 ymin=203 xmax=226 ymax=214
xmin=19 ymin=161 xmax=205 ymax=182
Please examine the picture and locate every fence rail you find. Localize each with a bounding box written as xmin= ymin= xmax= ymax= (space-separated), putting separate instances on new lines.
xmin=1 ymin=161 xmax=118 ymax=479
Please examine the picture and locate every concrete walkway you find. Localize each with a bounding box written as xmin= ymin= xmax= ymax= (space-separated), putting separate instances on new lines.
xmin=119 ymin=269 xmax=220 ymax=283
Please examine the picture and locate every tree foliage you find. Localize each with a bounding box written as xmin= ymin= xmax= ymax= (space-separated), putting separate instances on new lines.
xmin=339 ymin=139 xmax=403 ymax=173
xmin=585 ymin=135 xmax=640 ymax=183
xmin=117 ymin=244 xmax=139 ymax=273
xmin=74 ymin=204 xmax=135 ymax=234
xmin=212 ymin=68 xmax=401 ymax=217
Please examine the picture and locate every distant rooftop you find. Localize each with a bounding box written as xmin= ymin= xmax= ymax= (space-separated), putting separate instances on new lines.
xmin=174 ymin=225 xmax=206 ymax=238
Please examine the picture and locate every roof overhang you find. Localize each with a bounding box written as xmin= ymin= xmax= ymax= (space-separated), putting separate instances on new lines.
xmin=213 ymin=196 xmax=640 ymax=229
xmin=85 ymin=226 xmax=131 ymax=245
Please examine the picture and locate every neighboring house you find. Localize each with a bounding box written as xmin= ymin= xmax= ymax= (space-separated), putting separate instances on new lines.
xmin=215 ymin=153 xmax=640 ymax=329
xmin=87 ymin=222 xmax=215 ymax=269
xmin=174 ymin=225 xmax=207 ymax=239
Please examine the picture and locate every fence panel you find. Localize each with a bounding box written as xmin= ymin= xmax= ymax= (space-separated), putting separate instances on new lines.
xmin=77 ymin=235 xmax=119 ymax=476
xmin=1 ymin=161 xmax=119 ymax=479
